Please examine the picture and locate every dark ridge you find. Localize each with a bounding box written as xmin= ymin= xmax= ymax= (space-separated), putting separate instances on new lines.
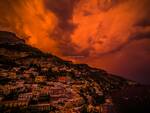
xmin=0 ymin=31 xmax=25 ymax=44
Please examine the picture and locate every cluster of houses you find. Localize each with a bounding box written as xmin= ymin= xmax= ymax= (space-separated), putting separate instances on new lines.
xmin=0 ymin=56 xmax=115 ymax=113
xmin=0 ymin=71 xmax=110 ymax=113
xmin=0 ymin=71 xmax=84 ymax=112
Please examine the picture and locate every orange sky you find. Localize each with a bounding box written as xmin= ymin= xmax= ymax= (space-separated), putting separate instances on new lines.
xmin=0 ymin=0 xmax=150 ymax=84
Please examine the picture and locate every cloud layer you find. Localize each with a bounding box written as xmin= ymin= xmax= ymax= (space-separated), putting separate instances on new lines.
xmin=0 ymin=0 xmax=150 ymax=84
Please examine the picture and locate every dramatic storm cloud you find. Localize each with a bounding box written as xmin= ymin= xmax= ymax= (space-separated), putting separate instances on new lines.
xmin=69 ymin=0 xmax=150 ymax=84
xmin=0 ymin=0 xmax=150 ymax=84
xmin=0 ymin=0 xmax=59 ymax=53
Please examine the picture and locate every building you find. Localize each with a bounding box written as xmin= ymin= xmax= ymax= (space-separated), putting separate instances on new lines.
xmin=0 ymin=96 xmax=3 ymax=101
xmin=35 ymin=76 xmax=47 ymax=83
xmin=1 ymin=100 xmax=29 ymax=108
xmin=102 ymin=97 xmax=114 ymax=113
xmin=49 ymin=87 xmax=65 ymax=96
xmin=18 ymin=93 xmax=33 ymax=101
xmin=29 ymin=103 xmax=55 ymax=111
xmin=52 ymin=67 xmax=59 ymax=72
xmin=58 ymin=76 xmax=71 ymax=84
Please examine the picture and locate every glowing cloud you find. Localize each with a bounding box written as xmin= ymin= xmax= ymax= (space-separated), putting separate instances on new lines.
xmin=71 ymin=0 xmax=150 ymax=57
xmin=0 ymin=0 xmax=59 ymax=54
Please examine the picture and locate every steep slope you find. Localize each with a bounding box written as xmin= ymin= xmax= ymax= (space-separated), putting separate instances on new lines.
xmin=0 ymin=31 xmax=135 ymax=113
xmin=0 ymin=31 xmax=131 ymax=90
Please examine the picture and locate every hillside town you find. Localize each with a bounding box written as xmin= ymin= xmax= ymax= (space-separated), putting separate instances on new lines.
xmin=0 ymin=57 xmax=115 ymax=113
xmin=0 ymin=31 xmax=131 ymax=113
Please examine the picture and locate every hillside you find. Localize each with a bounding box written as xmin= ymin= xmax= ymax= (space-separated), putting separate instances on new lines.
xmin=0 ymin=31 xmax=135 ymax=113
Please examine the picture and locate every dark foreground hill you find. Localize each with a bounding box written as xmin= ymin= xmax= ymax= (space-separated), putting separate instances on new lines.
xmin=0 ymin=31 xmax=149 ymax=113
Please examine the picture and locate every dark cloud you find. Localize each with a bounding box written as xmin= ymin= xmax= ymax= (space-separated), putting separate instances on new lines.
xmin=44 ymin=0 xmax=79 ymax=55
xmin=97 ymin=0 xmax=122 ymax=11
xmin=44 ymin=0 xmax=78 ymax=39
xmin=135 ymin=19 xmax=150 ymax=27
xmin=93 ymin=32 xmax=150 ymax=57
xmin=130 ymin=32 xmax=150 ymax=40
